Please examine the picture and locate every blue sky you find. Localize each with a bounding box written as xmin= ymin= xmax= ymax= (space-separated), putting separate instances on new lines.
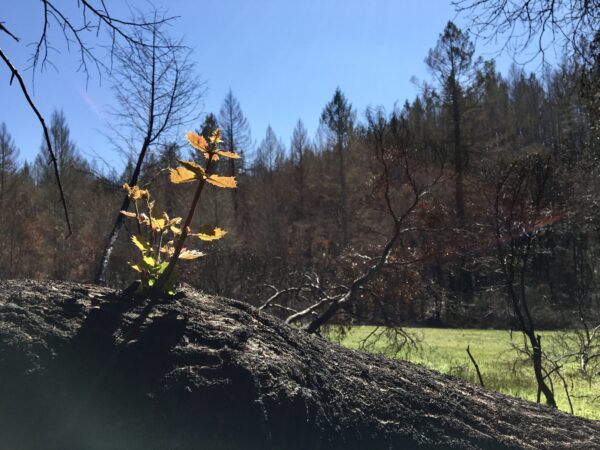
xmin=1 ymin=0 xmax=538 ymax=170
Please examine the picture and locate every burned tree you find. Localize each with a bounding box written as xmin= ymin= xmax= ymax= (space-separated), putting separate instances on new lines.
xmin=320 ymin=88 xmax=355 ymax=249
xmin=454 ymin=0 xmax=600 ymax=65
xmin=257 ymin=107 xmax=439 ymax=346
xmin=3 ymin=280 xmax=600 ymax=449
xmin=493 ymin=153 xmax=558 ymax=407
xmin=218 ymin=90 xmax=251 ymax=215
xmin=1 ymin=1 xmax=175 ymax=236
xmin=426 ymin=21 xmax=476 ymax=299
xmin=96 ymin=11 xmax=202 ymax=284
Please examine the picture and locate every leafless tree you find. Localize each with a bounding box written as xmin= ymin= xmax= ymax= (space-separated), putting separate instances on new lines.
xmin=96 ymin=12 xmax=203 ymax=284
xmin=454 ymin=0 xmax=600 ymax=65
xmin=290 ymin=119 xmax=311 ymax=217
xmin=548 ymin=227 xmax=600 ymax=383
xmin=320 ymin=88 xmax=355 ymax=248
xmin=493 ymin=152 xmax=558 ymax=407
xmin=567 ymin=228 xmax=600 ymax=377
xmin=258 ymin=108 xmax=439 ymax=345
xmin=1 ymin=1 xmax=174 ymax=236
xmin=426 ymin=22 xmax=477 ymax=299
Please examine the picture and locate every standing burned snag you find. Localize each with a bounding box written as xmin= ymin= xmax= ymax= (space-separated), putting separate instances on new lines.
xmin=320 ymin=88 xmax=355 ymax=249
xmin=426 ymin=21 xmax=476 ymax=299
xmin=290 ymin=119 xmax=311 ymax=218
xmin=493 ymin=153 xmax=558 ymax=407
xmin=96 ymin=9 xmax=203 ymax=284
xmin=218 ymin=90 xmax=251 ymax=216
xmin=1 ymin=1 xmax=175 ymax=237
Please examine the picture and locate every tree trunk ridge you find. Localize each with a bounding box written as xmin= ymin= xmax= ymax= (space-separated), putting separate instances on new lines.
xmin=0 ymin=280 xmax=598 ymax=449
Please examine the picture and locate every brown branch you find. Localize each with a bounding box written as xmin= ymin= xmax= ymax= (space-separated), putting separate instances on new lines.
xmin=285 ymin=109 xmax=442 ymax=334
xmin=0 ymin=48 xmax=72 ymax=237
xmin=466 ymin=345 xmax=485 ymax=388
xmin=301 ymin=114 xmax=428 ymax=333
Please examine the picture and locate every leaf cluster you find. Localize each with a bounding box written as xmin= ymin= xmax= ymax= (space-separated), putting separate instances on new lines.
xmin=121 ymin=128 xmax=239 ymax=295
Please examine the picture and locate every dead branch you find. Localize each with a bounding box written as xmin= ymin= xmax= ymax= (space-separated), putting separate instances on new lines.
xmin=453 ymin=0 xmax=600 ymax=65
xmin=466 ymin=345 xmax=485 ymax=388
xmin=0 ymin=49 xmax=72 ymax=237
xmin=31 ymin=1 xmax=175 ymax=80
xmin=0 ymin=22 xmax=19 ymax=42
xmin=95 ymin=12 xmax=202 ymax=284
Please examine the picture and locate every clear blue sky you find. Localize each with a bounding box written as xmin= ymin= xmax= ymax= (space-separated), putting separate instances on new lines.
xmin=1 ymin=0 xmax=534 ymax=170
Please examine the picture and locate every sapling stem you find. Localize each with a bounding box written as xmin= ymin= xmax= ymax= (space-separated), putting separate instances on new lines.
xmin=153 ymin=153 xmax=215 ymax=292
xmin=132 ymin=200 xmax=148 ymax=287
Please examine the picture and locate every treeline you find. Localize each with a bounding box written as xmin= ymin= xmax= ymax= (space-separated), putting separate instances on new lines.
xmin=1 ymin=22 xmax=599 ymax=330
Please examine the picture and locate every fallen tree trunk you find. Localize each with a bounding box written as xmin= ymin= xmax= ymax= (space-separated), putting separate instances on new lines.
xmin=0 ymin=280 xmax=598 ymax=450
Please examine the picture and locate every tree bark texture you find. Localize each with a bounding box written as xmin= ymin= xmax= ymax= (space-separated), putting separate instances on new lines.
xmin=0 ymin=280 xmax=598 ymax=449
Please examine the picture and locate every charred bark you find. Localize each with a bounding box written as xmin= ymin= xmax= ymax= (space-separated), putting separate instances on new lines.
xmin=0 ymin=280 xmax=598 ymax=450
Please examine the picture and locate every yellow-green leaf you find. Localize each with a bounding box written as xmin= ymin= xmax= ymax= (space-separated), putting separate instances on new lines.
xmin=169 ymin=166 xmax=198 ymax=184
xmin=186 ymin=131 xmax=208 ymax=151
xmin=150 ymin=217 xmax=166 ymax=232
xmin=216 ymin=150 xmax=241 ymax=159
xmin=206 ymin=174 xmax=237 ymax=189
xmin=203 ymin=152 xmax=220 ymax=161
xmin=178 ymin=159 xmax=205 ymax=174
xmin=131 ymin=235 xmax=148 ymax=252
xmin=193 ymin=226 xmax=227 ymax=241
xmin=179 ymin=249 xmax=205 ymax=260
xmin=143 ymin=255 xmax=156 ymax=266
xmin=160 ymin=243 xmax=175 ymax=256
xmin=210 ymin=128 xmax=223 ymax=144
xmin=123 ymin=183 xmax=149 ymax=200
xmin=129 ymin=263 xmax=142 ymax=272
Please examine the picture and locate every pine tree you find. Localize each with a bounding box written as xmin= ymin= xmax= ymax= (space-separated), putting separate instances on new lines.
xmin=290 ymin=119 xmax=311 ymax=218
xmin=0 ymin=123 xmax=19 ymax=209
xmin=320 ymin=88 xmax=355 ymax=248
xmin=218 ymin=90 xmax=251 ymax=214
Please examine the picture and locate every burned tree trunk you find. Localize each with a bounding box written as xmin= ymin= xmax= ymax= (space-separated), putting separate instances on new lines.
xmin=0 ymin=280 xmax=599 ymax=450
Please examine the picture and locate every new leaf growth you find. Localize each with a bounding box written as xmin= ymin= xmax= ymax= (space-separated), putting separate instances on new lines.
xmin=121 ymin=128 xmax=239 ymax=295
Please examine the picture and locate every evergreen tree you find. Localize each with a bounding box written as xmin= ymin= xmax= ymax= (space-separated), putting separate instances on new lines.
xmin=219 ymin=90 xmax=252 ymax=214
xmin=200 ymin=113 xmax=219 ymax=141
xmin=290 ymin=119 xmax=311 ymax=217
xmin=34 ymin=110 xmax=81 ymax=185
xmin=320 ymin=88 xmax=355 ymax=248
xmin=426 ymin=21 xmax=475 ymax=224
xmin=0 ymin=123 xmax=19 ymax=209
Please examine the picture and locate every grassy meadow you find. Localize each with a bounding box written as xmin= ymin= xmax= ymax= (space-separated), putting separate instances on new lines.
xmin=333 ymin=327 xmax=600 ymax=420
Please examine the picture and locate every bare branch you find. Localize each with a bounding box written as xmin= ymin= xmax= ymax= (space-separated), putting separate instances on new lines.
xmin=454 ymin=0 xmax=600 ymax=66
xmin=95 ymin=12 xmax=203 ymax=284
xmin=0 ymin=48 xmax=72 ymax=237
xmin=0 ymin=22 xmax=19 ymax=42
xmin=466 ymin=345 xmax=485 ymax=387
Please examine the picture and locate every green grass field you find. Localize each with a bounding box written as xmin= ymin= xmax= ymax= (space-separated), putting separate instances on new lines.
xmin=333 ymin=327 xmax=600 ymax=420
